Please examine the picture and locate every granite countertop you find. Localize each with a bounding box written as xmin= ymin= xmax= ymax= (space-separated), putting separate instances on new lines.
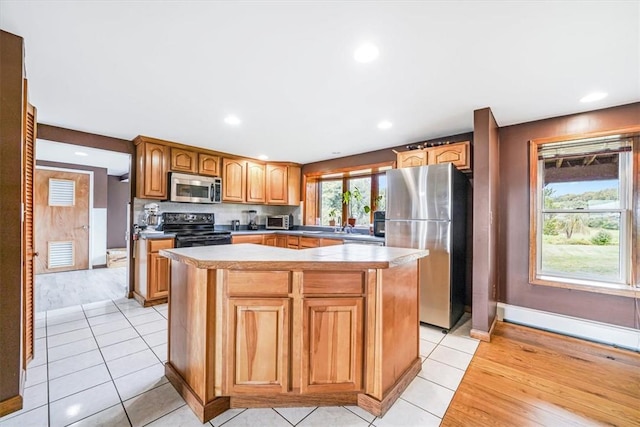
xmin=160 ymin=243 xmax=427 ymax=270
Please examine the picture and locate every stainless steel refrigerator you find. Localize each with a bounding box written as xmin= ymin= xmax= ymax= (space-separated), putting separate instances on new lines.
xmin=385 ymin=163 xmax=467 ymax=329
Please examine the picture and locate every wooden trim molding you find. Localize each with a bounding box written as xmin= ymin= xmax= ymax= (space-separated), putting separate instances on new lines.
xmin=470 ymin=316 xmax=497 ymax=342
xmin=165 ymin=362 xmax=229 ymax=423
xmin=357 ymin=357 xmax=422 ymax=417
xmin=0 ymin=394 xmax=23 ymax=418
xmin=529 ymin=127 xmax=640 ymax=292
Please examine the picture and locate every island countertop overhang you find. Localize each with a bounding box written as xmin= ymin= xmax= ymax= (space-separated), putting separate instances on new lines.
xmin=160 ymin=243 xmax=428 ymax=270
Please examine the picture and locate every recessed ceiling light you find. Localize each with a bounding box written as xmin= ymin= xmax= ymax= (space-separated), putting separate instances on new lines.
xmin=580 ymin=92 xmax=608 ymax=103
xmin=74 ymin=151 xmax=88 ymax=156
xmin=258 ymin=155 xmax=269 ymax=161
xmin=224 ymin=115 xmax=242 ymax=125
xmin=354 ymin=43 xmax=379 ymax=63
xmin=377 ymin=120 xmax=393 ymax=130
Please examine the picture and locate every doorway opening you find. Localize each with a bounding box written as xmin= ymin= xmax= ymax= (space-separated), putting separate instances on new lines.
xmin=35 ymin=139 xmax=132 ymax=312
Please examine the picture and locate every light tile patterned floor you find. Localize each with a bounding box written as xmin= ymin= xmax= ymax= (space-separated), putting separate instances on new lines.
xmin=0 ymin=299 xmax=478 ymax=427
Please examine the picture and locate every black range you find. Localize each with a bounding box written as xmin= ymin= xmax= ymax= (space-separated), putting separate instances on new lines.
xmin=162 ymin=212 xmax=231 ymax=247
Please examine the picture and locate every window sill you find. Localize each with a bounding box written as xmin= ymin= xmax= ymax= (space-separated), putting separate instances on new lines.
xmin=531 ymin=277 xmax=640 ymax=299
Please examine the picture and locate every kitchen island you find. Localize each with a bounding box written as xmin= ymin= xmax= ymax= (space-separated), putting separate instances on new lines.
xmin=159 ymin=243 xmax=429 ymax=423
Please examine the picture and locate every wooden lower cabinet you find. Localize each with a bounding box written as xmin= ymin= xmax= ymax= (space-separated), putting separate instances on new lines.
xmin=148 ymin=252 xmax=170 ymax=298
xmin=301 ymin=297 xmax=363 ymax=393
xmin=263 ymin=235 xmax=277 ymax=247
xmin=134 ymin=238 xmax=173 ymax=306
xmin=227 ymin=298 xmax=289 ymax=394
xmin=276 ymin=235 xmax=288 ymax=248
xmin=165 ymin=258 xmax=421 ymax=423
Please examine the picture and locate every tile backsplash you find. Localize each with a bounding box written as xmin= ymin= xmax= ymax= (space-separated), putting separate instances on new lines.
xmin=134 ymin=198 xmax=300 ymax=228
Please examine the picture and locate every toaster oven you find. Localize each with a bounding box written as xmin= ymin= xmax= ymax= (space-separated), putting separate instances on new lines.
xmin=266 ymin=215 xmax=291 ymax=230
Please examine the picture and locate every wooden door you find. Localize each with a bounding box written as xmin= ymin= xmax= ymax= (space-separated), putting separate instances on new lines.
xmin=22 ymin=98 xmax=36 ymax=366
xmin=276 ymin=235 xmax=288 ymax=248
xmin=301 ymin=297 xmax=364 ymax=393
xmin=35 ymin=169 xmax=90 ymax=274
xmin=266 ymin=164 xmax=288 ymax=204
xmin=222 ymin=158 xmax=246 ymax=202
xmin=170 ymin=148 xmax=197 ymax=173
xmin=149 ymin=253 xmax=170 ymax=298
xmin=198 ymin=153 xmax=220 ymax=176
xmin=146 ymin=238 xmax=173 ymax=300
xmin=427 ymin=141 xmax=470 ymax=170
xmin=263 ymin=235 xmax=277 ymax=247
xmin=246 ymin=161 xmax=266 ymax=203
xmin=227 ymin=298 xmax=289 ymax=394
xmin=397 ymin=150 xmax=427 ymax=168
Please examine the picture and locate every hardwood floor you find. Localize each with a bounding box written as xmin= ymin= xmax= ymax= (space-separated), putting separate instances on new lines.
xmin=441 ymin=321 xmax=640 ymax=426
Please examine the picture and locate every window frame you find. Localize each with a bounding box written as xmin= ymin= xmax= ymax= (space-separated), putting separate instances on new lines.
xmin=529 ymin=128 xmax=640 ymax=298
xmin=303 ymin=161 xmax=393 ymax=227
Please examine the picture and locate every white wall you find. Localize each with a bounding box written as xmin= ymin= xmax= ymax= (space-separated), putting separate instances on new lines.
xmin=91 ymin=208 xmax=107 ymax=266
xmin=133 ymin=198 xmax=301 ymax=229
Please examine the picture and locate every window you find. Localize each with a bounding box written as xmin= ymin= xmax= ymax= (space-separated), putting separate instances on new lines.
xmin=319 ymin=179 xmax=343 ymax=225
xmin=347 ymin=176 xmax=371 ymax=225
xmin=310 ymin=165 xmax=391 ymax=227
xmin=530 ymin=134 xmax=635 ymax=289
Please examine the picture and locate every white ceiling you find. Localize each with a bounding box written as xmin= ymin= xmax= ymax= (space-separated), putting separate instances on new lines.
xmin=2 ymin=1 xmax=639 ymax=165
xmin=36 ymin=139 xmax=131 ymax=176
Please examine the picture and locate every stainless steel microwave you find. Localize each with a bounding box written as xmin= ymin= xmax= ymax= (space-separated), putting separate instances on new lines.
xmin=169 ymin=172 xmax=222 ymax=204
xmin=266 ymin=215 xmax=291 ymax=230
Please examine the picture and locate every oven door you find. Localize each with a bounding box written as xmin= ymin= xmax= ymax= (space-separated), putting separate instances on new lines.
xmin=175 ymin=234 xmax=232 ymax=248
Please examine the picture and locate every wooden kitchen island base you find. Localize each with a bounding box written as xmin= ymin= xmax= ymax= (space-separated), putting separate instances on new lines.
xmin=160 ymin=244 xmax=429 ymax=423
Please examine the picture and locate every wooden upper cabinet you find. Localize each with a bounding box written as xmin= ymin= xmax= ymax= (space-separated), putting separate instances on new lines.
xmin=396 ymin=141 xmax=471 ymax=171
xmin=266 ymin=164 xmax=288 ymax=204
xmin=428 ymin=141 xmax=470 ymax=170
xmin=198 ymin=153 xmax=220 ymax=176
xmin=133 ymin=136 xmax=300 ymax=203
xmin=170 ymin=148 xmax=197 ymax=173
xmin=222 ymin=158 xmax=246 ymax=202
xmin=266 ymin=164 xmax=301 ymax=206
xmin=226 ymin=298 xmax=290 ymax=394
xmin=246 ymin=161 xmax=266 ymax=203
xmin=136 ymin=139 xmax=170 ymax=199
xmin=396 ymin=150 xmax=427 ymax=168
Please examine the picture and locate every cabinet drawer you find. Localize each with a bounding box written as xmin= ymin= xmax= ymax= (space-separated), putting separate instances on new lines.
xmin=302 ymin=271 xmax=364 ymax=295
xmin=148 ymin=239 xmax=174 ymax=253
xmin=232 ymin=235 xmax=265 ymax=244
xmin=299 ymin=237 xmax=320 ymax=248
xmin=227 ymin=270 xmax=291 ymax=296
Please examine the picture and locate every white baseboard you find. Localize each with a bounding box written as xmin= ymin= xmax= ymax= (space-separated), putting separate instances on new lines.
xmin=497 ymin=302 xmax=640 ymax=352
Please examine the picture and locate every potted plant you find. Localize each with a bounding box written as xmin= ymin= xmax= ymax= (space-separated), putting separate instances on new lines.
xmin=343 ymin=189 xmax=383 ymax=226
xmin=342 ymin=187 xmax=365 ymax=226
xmin=327 ymin=208 xmax=339 ymax=227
